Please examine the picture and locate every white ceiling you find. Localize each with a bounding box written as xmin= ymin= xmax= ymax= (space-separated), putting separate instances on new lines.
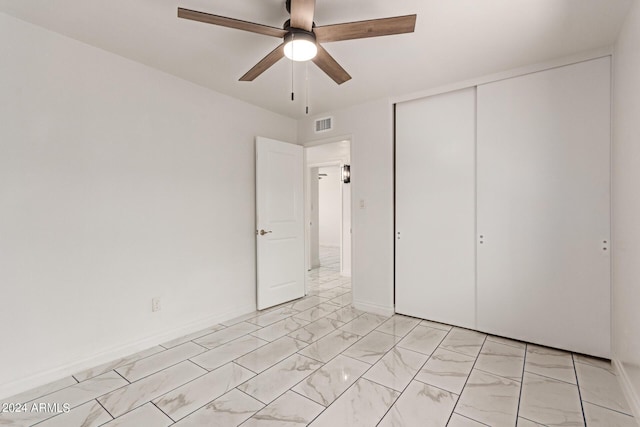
xmin=0 ymin=0 xmax=632 ymax=119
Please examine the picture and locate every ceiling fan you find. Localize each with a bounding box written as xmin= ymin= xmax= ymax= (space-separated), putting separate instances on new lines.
xmin=177 ymin=0 xmax=417 ymax=85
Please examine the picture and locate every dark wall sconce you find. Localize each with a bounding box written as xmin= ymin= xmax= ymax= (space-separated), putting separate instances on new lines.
xmin=342 ymin=164 xmax=351 ymax=183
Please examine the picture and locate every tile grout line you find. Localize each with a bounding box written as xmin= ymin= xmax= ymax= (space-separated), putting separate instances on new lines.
xmin=197 ymin=333 xmax=272 ymax=358
xmin=219 ymin=292 xmax=360 ymax=422
xmin=231 ymin=361 xmax=258 ymax=376
xmin=259 ymin=308 xmax=395 ymax=423
xmin=572 ymin=353 xmax=589 ymax=426
xmin=99 ymin=365 xmax=214 ymax=421
xmin=109 ymin=360 xmax=238 ymax=424
xmin=8 ymin=375 xmax=81 ymax=406
xmin=372 ymin=323 xmax=455 ymax=426
xmin=443 ymin=333 xmax=489 ymax=427
xmin=232 ymin=337 xmax=311 ymax=374
xmin=265 ymin=280 xmax=360 ymax=421
xmin=114 ymin=347 xmax=207 ymax=384
xmin=29 ymin=409 xmax=64 ymax=426
xmin=235 ymin=334 xmax=350 ymax=416
xmin=150 ymin=400 xmax=175 ymax=423
xmin=236 ymin=295 xmax=359 ymax=375
xmin=518 ymin=415 xmax=549 ymax=426
xmin=94 ymin=397 xmax=116 ymax=421
xmin=452 ymin=413 xmax=492 ymax=426
xmin=580 ymin=399 xmax=636 ymax=418
xmin=210 ymin=333 xmax=280 ymax=375
xmin=288 ymin=387 xmax=328 ymax=408
xmin=73 ymin=346 xmax=172 ymax=383
xmin=300 ymin=329 xmax=394 ymax=426
xmin=466 ymin=367 xmax=522 ymax=384
xmin=24 ymin=372 xmax=141 ymax=426
xmin=112 ymin=369 xmax=131 ymax=384
xmin=371 ymin=344 xmax=438 ymax=426
xmin=416 ymin=341 xmax=479 ymax=359
xmin=485 ymin=335 xmax=529 ymax=350
xmin=284 ymin=319 xmax=347 ymax=344
xmin=514 ymin=343 xmax=528 ymax=426
xmin=376 ymin=321 xmax=491 ymax=425
xmin=411 ymin=340 xmax=524 ymax=389
xmin=523 ymin=368 xmax=580 ymax=386
xmin=141 ymin=362 xmax=260 ymax=425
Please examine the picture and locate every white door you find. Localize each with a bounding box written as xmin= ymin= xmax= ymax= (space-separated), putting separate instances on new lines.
xmin=477 ymin=57 xmax=611 ymax=357
xmin=256 ymin=137 xmax=305 ymax=310
xmin=395 ymin=88 xmax=477 ymax=329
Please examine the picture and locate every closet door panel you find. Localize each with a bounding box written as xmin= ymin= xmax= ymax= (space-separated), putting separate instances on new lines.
xmin=396 ymin=88 xmax=476 ymax=329
xmin=477 ymin=57 xmax=611 ymax=357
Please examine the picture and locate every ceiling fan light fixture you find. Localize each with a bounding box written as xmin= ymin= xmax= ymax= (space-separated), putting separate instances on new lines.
xmin=283 ymin=31 xmax=317 ymax=62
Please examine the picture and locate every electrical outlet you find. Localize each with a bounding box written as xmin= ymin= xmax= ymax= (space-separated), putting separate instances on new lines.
xmin=152 ymin=297 xmax=161 ymax=312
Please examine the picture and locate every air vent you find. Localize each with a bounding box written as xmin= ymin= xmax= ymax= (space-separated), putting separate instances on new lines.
xmin=314 ymin=117 xmax=333 ymax=133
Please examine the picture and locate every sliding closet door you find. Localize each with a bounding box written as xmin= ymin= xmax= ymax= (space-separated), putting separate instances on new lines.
xmin=477 ymin=57 xmax=611 ymax=357
xmin=396 ymin=88 xmax=476 ymax=329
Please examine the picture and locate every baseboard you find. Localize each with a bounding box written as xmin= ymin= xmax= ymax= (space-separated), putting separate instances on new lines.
xmin=613 ymin=358 xmax=640 ymax=422
xmin=352 ymin=299 xmax=394 ymax=317
xmin=0 ymin=303 xmax=256 ymax=400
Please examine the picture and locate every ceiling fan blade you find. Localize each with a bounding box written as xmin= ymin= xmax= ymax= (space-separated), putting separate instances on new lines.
xmin=239 ymin=44 xmax=285 ymax=81
xmin=314 ymin=15 xmax=417 ymax=43
xmin=178 ymin=8 xmax=287 ymax=38
xmin=312 ymin=45 xmax=351 ymax=85
xmin=290 ymin=0 xmax=316 ymax=31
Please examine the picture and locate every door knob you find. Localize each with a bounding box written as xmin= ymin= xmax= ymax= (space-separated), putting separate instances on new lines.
xmin=258 ymin=229 xmax=272 ymax=236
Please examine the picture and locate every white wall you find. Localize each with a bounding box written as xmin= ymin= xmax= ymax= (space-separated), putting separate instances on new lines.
xmin=612 ymin=0 xmax=640 ymax=415
xmin=318 ymin=166 xmax=341 ymax=247
xmin=0 ymin=13 xmax=296 ymax=398
xmin=299 ymin=100 xmax=394 ymax=315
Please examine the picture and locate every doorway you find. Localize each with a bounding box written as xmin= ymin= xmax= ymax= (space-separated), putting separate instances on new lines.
xmin=304 ymin=140 xmax=352 ymax=295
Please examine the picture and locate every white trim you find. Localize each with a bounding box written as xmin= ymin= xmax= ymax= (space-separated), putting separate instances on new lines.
xmin=0 ymin=303 xmax=256 ymax=400
xmin=308 ymin=160 xmax=343 ymax=168
xmin=391 ymin=46 xmax=613 ymax=106
xmin=612 ymin=358 xmax=640 ymax=421
xmin=352 ymin=299 xmax=395 ymax=317
xmin=302 ymin=135 xmax=352 ymax=148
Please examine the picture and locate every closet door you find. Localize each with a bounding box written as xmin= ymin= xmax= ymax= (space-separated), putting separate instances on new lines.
xmin=477 ymin=57 xmax=611 ymax=357
xmin=396 ymin=88 xmax=476 ymax=329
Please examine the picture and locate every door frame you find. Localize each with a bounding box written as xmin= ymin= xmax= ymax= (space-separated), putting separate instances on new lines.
xmin=302 ymin=137 xmax=353 ymax=295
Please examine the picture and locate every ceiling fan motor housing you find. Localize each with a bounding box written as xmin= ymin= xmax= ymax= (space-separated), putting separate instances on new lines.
xmin=283 ymin=19 xmax=316 ymax=31
xmin=284 ymin=28 xmax=316 ymax=42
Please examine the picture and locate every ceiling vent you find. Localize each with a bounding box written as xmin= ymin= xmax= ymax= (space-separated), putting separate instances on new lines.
xmin=314 ymin=117 xmax=333 ymax=133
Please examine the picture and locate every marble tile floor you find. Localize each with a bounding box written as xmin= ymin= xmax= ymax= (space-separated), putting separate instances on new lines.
xmin=1 ymin=254 xmax=636 ymax=426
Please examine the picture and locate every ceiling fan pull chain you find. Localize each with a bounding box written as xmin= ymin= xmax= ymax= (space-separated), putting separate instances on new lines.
xmin=291 ymin=33 xmax=295 ymax=101
xmin=305 ymin=62 xmax=309 ymax=115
